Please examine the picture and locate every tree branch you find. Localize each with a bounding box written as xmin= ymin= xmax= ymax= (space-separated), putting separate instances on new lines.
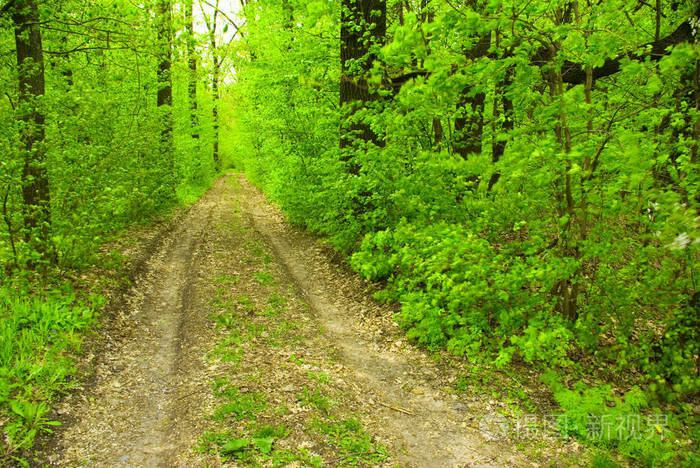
xmin=555 ymin=8 xmax=699 ymax=85
xmin=390 ymin=8 xmax=699 ymax=90
xmin=200 ymin=0 xmax=245 ymax=37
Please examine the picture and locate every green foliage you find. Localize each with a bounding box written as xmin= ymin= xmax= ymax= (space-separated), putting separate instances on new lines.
xmin=313 ymin=417 xmax=389 ymax=465
xmin=1 ymin=0 xmax=219 ymax=275
xmin=0 ymin=283 xmax=100 ymax=458
xmin=198 ymin=424 xmax=322 ymax=467
xmin=297 ymin=385 xmax=332 ymax=413
xmin=541 ymin=371 xmax=696 ymax=466
xmin=211 ymin=380 xmax=267 ymax=422
xmin=228 ymin=0 xmax=699 ymax=465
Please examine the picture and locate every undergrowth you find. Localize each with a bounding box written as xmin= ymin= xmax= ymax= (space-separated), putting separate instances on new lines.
xmin=0 ymin=281 xmax=102 ymax=465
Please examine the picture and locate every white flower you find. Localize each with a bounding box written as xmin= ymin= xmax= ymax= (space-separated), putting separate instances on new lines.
xmin=667 ymin=232 xmax=691 ymax=250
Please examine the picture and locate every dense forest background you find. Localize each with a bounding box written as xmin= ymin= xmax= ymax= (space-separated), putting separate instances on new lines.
xmin=0 ymin=0 xmax=698 ymax=465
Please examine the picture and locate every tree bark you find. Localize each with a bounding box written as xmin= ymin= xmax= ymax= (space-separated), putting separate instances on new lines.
xmin=389 ymin=6 xmax=699 ymax=90
xmin=340 ymin=0 xmax=387 ymax=163
xmin=186 ymin=0 xmax=199 ymax=140
xmin=201 ymin=0 xmax=221 ymax=172
xmin=452 ymin=32 xmax=490 ymax=160
xmin=156 ymin=0 xmax=175 ymax=193
xmin=539 ymin=6 xmax=700 ymax=85
xmin=12 ymin=0 xmax=53 ymax=265
xmin=212 ymin=55 xmax=220 ymax=171
xmin=488 ymin=62 xmax=513 ymax=191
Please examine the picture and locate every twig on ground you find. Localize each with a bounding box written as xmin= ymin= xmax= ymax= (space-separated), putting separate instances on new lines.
xmin=378 ymin=401 xmax=414 ymax=415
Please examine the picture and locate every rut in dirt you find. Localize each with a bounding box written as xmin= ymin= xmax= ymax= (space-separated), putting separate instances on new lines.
xmin=236 ymin=175 xmax=525 ymax=468
xmin=47 ymin=184 xmax=221 ymax=467
xmin=46 ymin=174 xmax=528 ymax=467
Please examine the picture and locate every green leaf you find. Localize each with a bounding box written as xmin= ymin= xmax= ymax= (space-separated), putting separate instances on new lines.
xmin=253 ymin=437 xmax=274 ymax=454
xmin=221 ymin=438 xmax=249 ymax=454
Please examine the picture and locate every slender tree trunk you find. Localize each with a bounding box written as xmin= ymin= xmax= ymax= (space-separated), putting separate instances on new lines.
xmin=548 ymin=4 xmax=580 ymax=322
xmin=156 ymin=0 xmax=175 ymax=194
xmin=212 ymin=56 xmax=220 ymax=172
xmin=186 ymin=0 xmax=199 ymax=140
xmin=201 ymin=0 xmax=222 ymax=172
xmin=13 ymin=0 xmax=53 ymax=265
xmin=210 ymin=3 xmax=221 ymax=172
xmin=340 ymin=0 xmax=387 ymax=169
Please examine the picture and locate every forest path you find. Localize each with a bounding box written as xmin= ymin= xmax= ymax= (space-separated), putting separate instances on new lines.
xmin=46 ymin=174 xmax=534 ymax=467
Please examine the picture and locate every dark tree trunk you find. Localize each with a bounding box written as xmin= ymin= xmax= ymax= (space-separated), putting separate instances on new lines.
xmin=186 ymin=0 xmax=199 ymax=140
xmin=453 ymin=33 xmax=490 ymax=160
xmin=538 ymin=5 xmax=700 ymax=85
xmin=199 ymin=0 xmax=222 ymax=172
xmin=156 ymin=0 xmax=175 ymax=193
xmin=340 ymin=0 xmax=387 ymax=166
xmin=488 ymin=52 xmax=514 ymax=192
xmin=13 ymin=0 xmax=53 ymax=265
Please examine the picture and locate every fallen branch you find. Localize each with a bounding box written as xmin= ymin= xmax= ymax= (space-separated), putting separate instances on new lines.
xmin=378 ymin=401 xmax=414 ymax=415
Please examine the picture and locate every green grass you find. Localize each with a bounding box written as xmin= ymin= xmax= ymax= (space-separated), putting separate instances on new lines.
xmin=237 ymin=295 xmax=256 ymax=313
xmin=0 ymin=282 xmax=103 ymax=462
xmin=211 ymin=381 xmax=267 ymax=422
xmin=297 ymin=385 xmax=333 ymax=413
xmin=313 ymin=417 xmax=389 ymax=466
xmin=214 ymin=274 xmax=239 ymax=286
xmin=252 ymin=272 xmax=275 ymax=286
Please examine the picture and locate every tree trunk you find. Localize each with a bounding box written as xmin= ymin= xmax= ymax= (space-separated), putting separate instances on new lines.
xmin=212 ymin=56 xmax=220 ymax=172
xmin=340 ymin=0 xmax=387 ymax=167
xmin=186 ymin=0 xmax=199 ymax=140
xmin=156 ymin=0 xmax=175 ymax=194
xmin=202 ymin=0 xmax=221 ymax=172
xmin=488 ymin=44 xmax=514 ymax=192
xmin=453 ymin=32 xmax=490 ymax=160
xmin=13 ymin=0 xmax=53 ymax=265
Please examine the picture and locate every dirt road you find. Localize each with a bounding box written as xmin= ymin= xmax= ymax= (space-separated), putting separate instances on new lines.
xmin=44 ymin=174 xmax=549 ymax=467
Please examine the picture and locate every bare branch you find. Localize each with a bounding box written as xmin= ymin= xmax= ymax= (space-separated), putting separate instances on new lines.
xmin=200 ymin=0 xmax=245 ymax=37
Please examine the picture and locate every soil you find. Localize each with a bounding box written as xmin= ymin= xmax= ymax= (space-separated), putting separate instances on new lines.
xmin=39 ymin=174 xmax=581 ymax=467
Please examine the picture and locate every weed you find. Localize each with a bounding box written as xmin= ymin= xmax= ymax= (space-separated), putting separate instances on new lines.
xmin=297 ymin=386 xmax=332 ymax=413
xmin=306 ymin=370 xmax=329 ymax=385
xmin=0 ymin=285 xmax=100 ymax=458
xmin=268 ymin=294 xmax=285 ymax=307
xmin=258 ymin=294 xmax=285 ymax=317
xmin=314 ymin=417 xmax=389 ymax=465
xmin=216 ymin=311 xmax=238 ymax=329
xmin=289 ymin=354 xmax=305 ymax=366
xmin=215 ymin=274 xmax=239 ymax=285
xmin=252 ymin=272 xmax=275 ymax=286
xmin=245 ymin=323 xmax=265 ymax=337
xmin=211 ymin=383 xmax=267 ymax=422
xmin=258 ymin=305 xmax=282 ymax=317
xmin=237 ymin=295 xmax=255 ymax=313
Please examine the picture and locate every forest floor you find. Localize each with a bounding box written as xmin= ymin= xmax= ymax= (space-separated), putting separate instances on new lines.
xmin=38 ymin=174 xmax=584 ymax=467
